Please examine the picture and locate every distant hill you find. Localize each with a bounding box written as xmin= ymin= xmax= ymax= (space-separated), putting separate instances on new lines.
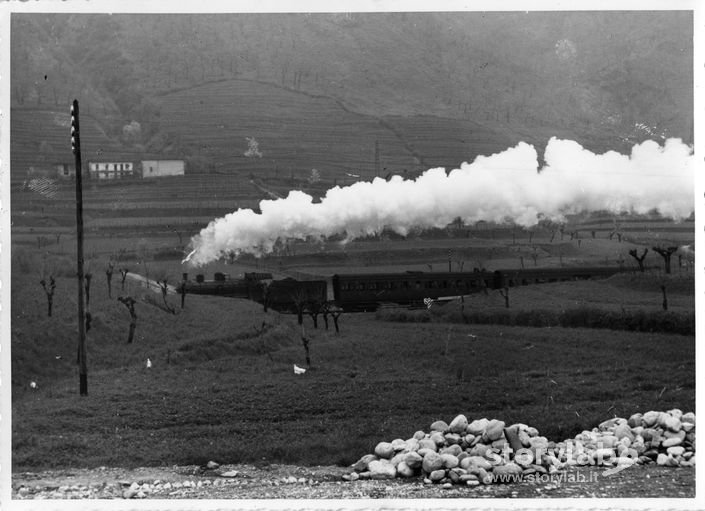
xmin=10 ymin=12 xmax=693 ymax=179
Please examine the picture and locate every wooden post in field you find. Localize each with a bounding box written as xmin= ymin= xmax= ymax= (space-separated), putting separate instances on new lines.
xmin=72 ymin=99 xmax=88 ymax=396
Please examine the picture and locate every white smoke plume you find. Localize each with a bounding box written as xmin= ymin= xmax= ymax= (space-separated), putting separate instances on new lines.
xmin=185 ymin=137 xmax=694 ymax=267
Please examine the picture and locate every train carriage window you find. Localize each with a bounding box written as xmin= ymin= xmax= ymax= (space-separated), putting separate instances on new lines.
xmin=357 ymin=282 xmax=366 ymax=290
xmin=455 ymin=279 xmax=462 ymax=288
xmin=415 ymin=281 xmax=421 ymax=289
xmin=442 ymin=280 xmax=448 ymax=288
xmin=368 ymin=282 xmax=377 ymax=290
xmin=390 ymin=281 xmax=398 ymax=290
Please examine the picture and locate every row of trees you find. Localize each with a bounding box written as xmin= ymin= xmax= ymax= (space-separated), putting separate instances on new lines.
xmin=38 ymin=248 xmax=188 ymax=347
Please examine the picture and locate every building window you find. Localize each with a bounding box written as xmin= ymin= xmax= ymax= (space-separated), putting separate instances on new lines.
xmin=63 ymin=166 xmax=69 ymax=176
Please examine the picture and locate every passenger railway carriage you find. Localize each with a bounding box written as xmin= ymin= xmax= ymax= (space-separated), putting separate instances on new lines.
xmin=184 ymin=266 xmax=626 ymax=313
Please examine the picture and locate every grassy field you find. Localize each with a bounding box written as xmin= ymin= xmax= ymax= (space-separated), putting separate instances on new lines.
xmin=11 ymin=241 xmax=695 ymax=472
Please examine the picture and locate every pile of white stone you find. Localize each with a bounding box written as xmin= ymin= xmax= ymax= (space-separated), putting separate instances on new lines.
xmin=344 ymin=409 xmax=695 ymax=486
xmin=562 ymin=409 xmax=695 ymax=469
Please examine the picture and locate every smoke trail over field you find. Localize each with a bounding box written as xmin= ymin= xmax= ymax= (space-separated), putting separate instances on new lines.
xmin=185 ymin=137 xmax=694 ymax=266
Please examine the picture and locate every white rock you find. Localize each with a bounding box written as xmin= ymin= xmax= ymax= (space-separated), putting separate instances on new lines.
xmin=467 ymin=418 xmax=489 ymax=436
xmin=429 ymin=469 xmax=446 ymax=482
xmin=368 ymin=460 xmax=397 ymax=479
xmin=430 ymin=420 xmax=449 ymax=433
xmin=391 ymin=438 xmax=407 ymax=451
xmin=483 ymin=420 xmax=506 ymax=442
xmin=397 ymin=461 xmax=415 ymax=478
xmin=374 ymin=442 xmax=395 ymax=459
xmin=429 ymin=431 xmax=446 ymax=447
xmin=643 ymin=411 xmax=660 ymax=427
xmin=664 ymin=416 xmax=682 ymax=432
xmin=668 ymin=409 xmax=683 ymax=420
xmin=405 ymin=438 xmax=420 ymax=451
xmin=448 ymin=414 xmax=469 ymax=434
xmin=667 ymin=446 xmax=685 ymax=457
xmin=413 ymin=430 xmax=426 ymax=440
xmin=422 ymin=451 xmax=444 ymax=473
xmin=404 ymin=451 xmax=423 ymax=469
xmin=440 ymin=453 xmax=459 ymax=469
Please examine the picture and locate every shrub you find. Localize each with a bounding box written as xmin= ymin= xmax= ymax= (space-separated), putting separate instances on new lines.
xmin=377 ymin=304 xmax=694 ymax=335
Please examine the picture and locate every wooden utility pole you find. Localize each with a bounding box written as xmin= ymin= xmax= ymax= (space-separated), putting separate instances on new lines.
xmin=72 ymin=99 xmax=87 ymax=396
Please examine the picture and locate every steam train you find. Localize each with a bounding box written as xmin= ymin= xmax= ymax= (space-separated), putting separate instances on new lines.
xmin=183 ymin=266 xmax=625 ymax=312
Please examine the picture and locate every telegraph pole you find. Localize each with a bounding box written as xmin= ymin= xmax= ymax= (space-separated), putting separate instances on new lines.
xmin=71 ymin=99 xmax=87 ymax=396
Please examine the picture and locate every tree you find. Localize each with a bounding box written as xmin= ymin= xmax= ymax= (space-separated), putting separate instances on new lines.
xmin=530 ymin=247 xmax=539 ymax=266
xmin=172 ymin=228 xmax=185 ymax=251
xmin=119 ymin=267 xmax=129 ymax=290
xmin=244 ymin=137 xmax=263 ymax=158
xmin=155 ymin=274 xmax=176 ymax=315
xmin=628 ymin=248 xmax=648 ymax=273
xmin=105 ymin=261 xmax=115 ymax=298
xmin=301 ymin=335 xmax=311 ymax=368
xmin=308 ymin=168 xmax=321 ymax=184
xmin=305 ymin=299 xmax=323 ymax=329
xmin=179 ymin=278 xmax=187 ymax=310
xmin=118 ymin=296 xmax=138 ymax=344
xmin=322 ymin=302 xmax=343 ymax=333
xmin=498 ymin=287 xmax=510 ymax=308
xmin=660 ymin=285 xmax=668 ymax=311
xmin=39 ymin=276 xmax=56 ymax=317
xmin=653 ymin=246 xmax=678 ymax=274
xmin=291 ymin=287 xmax=308 ymax=327
xmin=261 ymin=280 xmax=272 ymax=313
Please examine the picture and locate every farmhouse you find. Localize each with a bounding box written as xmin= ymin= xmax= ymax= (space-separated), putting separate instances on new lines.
xmin=140 ymin=160 xmax=185 ymax=177
xmin=88 ymin=161 xmax=135 ymax=180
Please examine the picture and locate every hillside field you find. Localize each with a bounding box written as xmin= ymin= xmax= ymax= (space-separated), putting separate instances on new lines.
xmin=11 ymin=224 xmax=695 ymax=471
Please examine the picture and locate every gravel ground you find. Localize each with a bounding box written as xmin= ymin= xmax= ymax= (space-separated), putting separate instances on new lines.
xmin=11 ymin=463 xmax=695 ymax=500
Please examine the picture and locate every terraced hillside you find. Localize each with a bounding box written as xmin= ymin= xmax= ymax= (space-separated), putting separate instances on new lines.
xmin=154 ymin=79 xmax=423 ymax=179
xmin=10 ymin=107 xmax=138 ymax=185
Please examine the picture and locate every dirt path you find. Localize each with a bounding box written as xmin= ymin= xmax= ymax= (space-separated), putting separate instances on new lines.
xmin=11 ymin=463 xmax=695 ymax=500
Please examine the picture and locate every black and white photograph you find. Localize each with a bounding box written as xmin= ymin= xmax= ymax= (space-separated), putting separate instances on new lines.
xmin=1 ymin=1 xmax=701 ymax=508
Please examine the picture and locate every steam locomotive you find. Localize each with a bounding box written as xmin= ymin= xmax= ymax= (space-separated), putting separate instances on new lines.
xmin=184 ymin=266 xmax=625 ymax=312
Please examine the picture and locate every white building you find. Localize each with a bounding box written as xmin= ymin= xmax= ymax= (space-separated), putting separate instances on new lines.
xmin=88 ymin=161 xmax=135 ymax=180
xmin=140 ymin=160 xmax=185 ymax=178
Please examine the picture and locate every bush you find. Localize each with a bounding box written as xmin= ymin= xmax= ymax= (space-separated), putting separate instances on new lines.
xmin=377 ymin=304 xmax=694 ymax=335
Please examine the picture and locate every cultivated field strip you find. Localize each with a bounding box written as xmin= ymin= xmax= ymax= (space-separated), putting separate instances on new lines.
xmin=10 ymin=108 xmax=139 ymax=184
xmin=156 ymin=79 xmax=420 ymax=176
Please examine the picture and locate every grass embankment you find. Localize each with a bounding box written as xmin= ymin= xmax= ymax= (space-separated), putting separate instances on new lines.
xmin=11 ymin=256 xmax=695 ymax=472
xmin=377 ymin=273 xmax=695 ymax=335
